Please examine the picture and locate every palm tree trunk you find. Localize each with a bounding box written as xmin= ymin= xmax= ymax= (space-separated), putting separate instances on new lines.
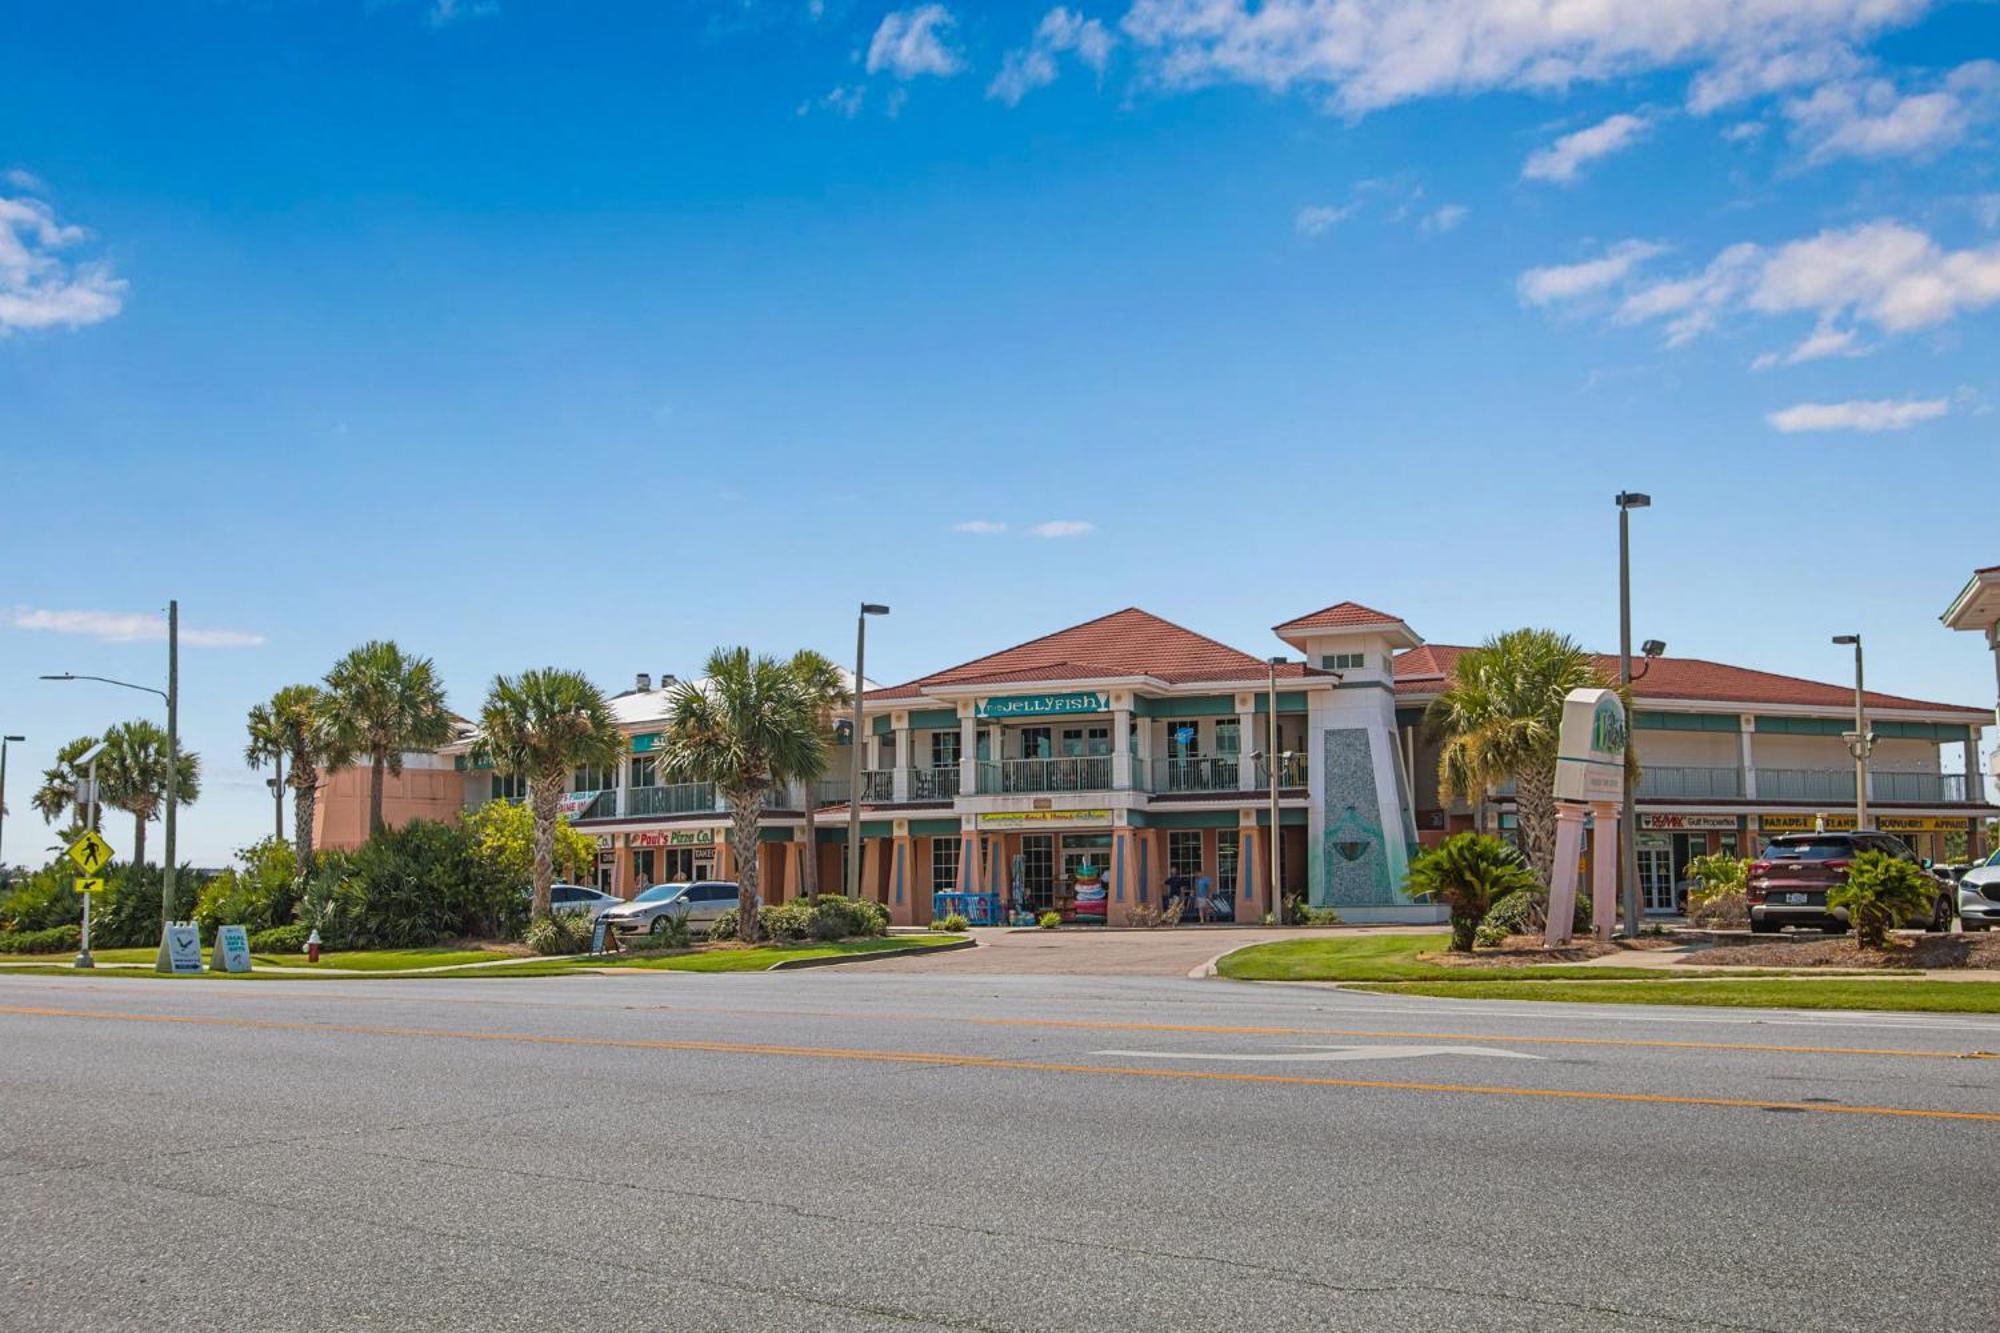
xmin=529 ymin=773 xmax=561 ymax=918
xmin=800 ymin=797 xmax=820 ymax=903
xmin=1514 ymin=757 xmax=1560 ymax=885
xmin=131 ymin=811 xmax=146 ymax=869
xmin=292 ymin=764 xmax=318 ymax=876
xmin=729 ymin=793 xmax=761 ymax=943
xmin=368 ymin=751 xmax=387 ymax=837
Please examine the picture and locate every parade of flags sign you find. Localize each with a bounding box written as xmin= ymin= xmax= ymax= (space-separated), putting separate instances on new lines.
xmin=67 ymin=830 xmax=113 ymax=876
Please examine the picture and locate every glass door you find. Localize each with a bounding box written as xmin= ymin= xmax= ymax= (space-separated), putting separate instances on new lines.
xmin=1019 ymin=834 xmax=1054 ymax=910
xmin=1637 ymin=837 xmax=1675 ymax=912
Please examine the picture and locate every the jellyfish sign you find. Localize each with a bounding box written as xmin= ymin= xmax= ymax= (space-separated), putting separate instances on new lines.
xmin=1546 ymin=687 xmax=1626 ymax=947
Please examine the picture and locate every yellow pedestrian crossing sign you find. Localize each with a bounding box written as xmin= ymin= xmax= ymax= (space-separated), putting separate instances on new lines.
xmin=67 ymin=830 xmax=113 ymax=875
xmin=74 ymin=877 xmax=104 ymax=896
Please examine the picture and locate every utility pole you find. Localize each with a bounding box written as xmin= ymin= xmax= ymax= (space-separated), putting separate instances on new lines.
xmin=1835 ymin=634 xmax=1872 ymax=830
xmin=160 ymin=599 xmax=180 ymax=968
xmin=845 ymin=603 xmax=888 ymax=899
xmin=0 ymin=734 xmax=22 ymax=869
xmin=1267 ymin=657 xmax=1284 ymax=924
xmin=1615 ymin=492 xmax=1650 ymax=936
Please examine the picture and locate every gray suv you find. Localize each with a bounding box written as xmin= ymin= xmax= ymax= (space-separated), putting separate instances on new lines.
xmin=1957 ymin=849 xmax=2000 ymax=931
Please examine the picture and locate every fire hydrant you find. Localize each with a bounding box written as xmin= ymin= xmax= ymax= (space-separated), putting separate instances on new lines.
xmin=306 ymin=929 xmax=322 ymax=963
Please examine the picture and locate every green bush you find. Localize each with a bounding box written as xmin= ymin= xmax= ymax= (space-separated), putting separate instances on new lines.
xmin=710 ymin=895 xmax=890 ymax=945
xmin=1298 ymin=906 xmax=1343 ymax=927
xmin=523 ymin=911 xmax=594 ymax=956
xmin=627 ymin=914 xmax=692 ymax=951
xmin=0 ymin=924 xmax=82 ymax=954
xmin=1684 ymin=854 xmax=1750 ymax=928
xmin=1480 ymin=890 xmax=1540 ymax=938
xmin=0 ymin=863 xmax=84 ymax=934
xmin=931 ymin=912 xmax=970 ymax=932
xmin=759 ymin=901 xmax=818 ymax=943
xmin=249 ymin=923 xmax=311 ymax=953
xmin=1473 ymin=920 xmax=1509 ymax=949
xmin=1828 ymin=850 xmax=1935 ymax=949
xmin=1037 ymin=910 xmax=1061 ymax=929
xmin=1406 ymin=833 xmax=1543 ymax=952
xmin=193 ymin=838 xmax=300 ymax=936
xmin=316 ymin=820 xmax=526 ymax=950
xmin=93 ymin=864 xmax=203 ymax=948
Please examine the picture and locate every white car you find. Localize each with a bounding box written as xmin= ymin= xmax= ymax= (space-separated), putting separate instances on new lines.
xmin=546 ymin=883 xmax=623 ymax=921
xmin=1957 ymin=849 xmax=2000 ymax=932
xmin=602 ymin=881 xmax=744 ymax=936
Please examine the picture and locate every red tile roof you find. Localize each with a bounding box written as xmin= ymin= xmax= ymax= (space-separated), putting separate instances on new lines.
xmin=1273 ymin=600 xmax=1408 ymax=634
xmin=1392 ymin=645 xmax=1987 ymax=717
xmin=867 ymin=607 xmax=1324 ymax=701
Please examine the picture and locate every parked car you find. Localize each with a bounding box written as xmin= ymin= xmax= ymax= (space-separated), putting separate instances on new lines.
xmin=1956 ymin=848 xmax=2000 ymax=932
xmin=541 ymin=883 xmax=623 ymax=921
xmin=601 ymin=881 xmax=743 ymax=936
xmin=1746 ymin=832 xmax=1955 ymax=934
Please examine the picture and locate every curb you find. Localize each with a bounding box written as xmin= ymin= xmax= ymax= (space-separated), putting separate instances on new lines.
xmin=1189 ymin=941 xmax=1261 ymax=979
xmin=766 ymin=936 xmax=979 ymax=971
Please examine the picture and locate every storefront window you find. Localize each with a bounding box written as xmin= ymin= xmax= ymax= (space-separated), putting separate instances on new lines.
xmin=1166 ymin=721 xmax=1200 ymax=758
xmin=930 ymin=732 xmax=960 ymax=769
xmin=1215 ymin=719 xmax=1240 ymax=759
xmin=661 ymin=847 xmax=705 ymax=881
xmin=629 ymin=756 xmax=657 ymax=789
xmin=1167 ymin=830 xmax=1203 ymax=879
xmin=931 ymin=839 xmax=960 ymax=892
xmin=572 ymin=765 xmax=615 ymax=793
xmin=491 ymin=773 xmax=526 ymax=802
xmin=631 ymin=848 xmax=657 ymax=887
xmin=1217 ymin=831 xmax=1239 ymax=895
xmin=1020 ymin=727 xmax=1053 ymax=760
xmin=1020 ymin=834 xmax=1055 ymax=909
xmin=1061 ymin=726 xmax=1111 ymax=756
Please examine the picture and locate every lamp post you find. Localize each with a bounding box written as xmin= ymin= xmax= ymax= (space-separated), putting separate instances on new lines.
xmin=1833 ymin=634 xmax=1872 ymax=830
xmin=0 ymin=733 xmax=23 ymax=868
xmin=1615 ymin=492 xmax=1650 ymax=937
xmin=40 ymin=598 xmax=181 ymax=970
xmin=846 ymin=602 xmax=889 ymax=899
xmin=1266 ymin=656 xmax=1286 ymax=924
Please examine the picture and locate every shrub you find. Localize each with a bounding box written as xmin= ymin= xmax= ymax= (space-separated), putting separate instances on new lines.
xmin=1037 ymin=911 xmax=1061 ymax=929
xmin=193 ymin=839 xmax=301 ymax=937
xmin=523 ymin=910 xmax=595 ymax=956
xmin=0 ymin=924 xmax=82 ymax=954
xmin=930 ymin=912 xmax=970 ymax=933
xmin=710 ymin=896 xmax=889 ymax=945
xmin=1406 ymin=833 xmax=1543 ymax=952
xmin=93 ymin=864 xmax=204 ymax=948
xmin=322 ymin=820 xmax=526 ymax=950
xmin=708 ymin=909 xmax=740 ymax=943
xmin=463 ymin=799 xmax=597 ymax=887
xmin=1480 ymin=890 xmax=1540 ymax=938
xmin=1473 ymin=920 xmax=1509 ymax=949
xmin=1828 ymin=850 xmax=1934 ymax=949
xmin=1684 ymin=854 xmax=1750 ymax=928
xmin=249 ymin=923 xmax=311 ymax=953
xmin=627 ymin=914 xmax=692 ymax=951
xmin=0 ymin=864 xmax=83 ymax=934
xmin=1298 ymin=906 xmax=1343 ymax=927
xmin=759 ymin=901 xmax=818 ymax=943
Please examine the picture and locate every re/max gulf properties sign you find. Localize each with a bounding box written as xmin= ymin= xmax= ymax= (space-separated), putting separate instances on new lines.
xmin=976 ymin=692 xmax=1108 ymax=719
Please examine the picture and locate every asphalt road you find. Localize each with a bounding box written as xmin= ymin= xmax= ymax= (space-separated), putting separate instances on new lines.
xmin=3 ymin=968 xmax=1998 ymax=1332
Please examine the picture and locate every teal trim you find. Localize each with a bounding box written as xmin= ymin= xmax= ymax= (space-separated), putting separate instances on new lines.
xmin=907 ymin=818 xmax=960 ymax=837
xmin=758 ymin=827 xmax=794 ymax=844
xmin=907 ymin=709 xmax=957 ymax=731
xmin=1130 ymin=696 xmax=1156 ymax=718
xmin=977 ymin=691 xmax=1109 ymax=719
xmin=872 ymin=715 xmax=893 ymax=737
xmin=812 ymin=822 xmax=897 ymax=841
xmin=1145 ymin=810 xmax=1244 ymax=830
xmin=630 ymin=733 xmax=663 ymax=754
xmin=1252 ymin=692 xmax=1309 ymax=713
xmin=1332 ymin=680 xmax=1393 ymax=692
xmin=1153 ymin=695 xmax=1239 ymax=718
xmin=1252 ymin=809 xmax=1309 ymax=827
xmin=1633 ymin=711 xmax=1739 ymax=733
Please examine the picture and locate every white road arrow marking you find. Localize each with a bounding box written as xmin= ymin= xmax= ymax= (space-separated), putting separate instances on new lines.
xmin=1092 ymin=1044 xmax=1543 ymax=1063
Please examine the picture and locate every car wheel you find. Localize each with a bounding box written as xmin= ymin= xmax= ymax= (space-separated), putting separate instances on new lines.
xmin=1750 ymin=918 xmax=1778 ymax=934
xmin=1929 ymin=896 xmax=1956 ymax=934
xmin=649 ymin=916 xmax=670 ymax=935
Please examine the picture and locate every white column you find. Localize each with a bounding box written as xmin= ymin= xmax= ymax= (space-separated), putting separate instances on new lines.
xmin=892 ymin=724 xmax=910 ymax=803
xmin=1544 ymin=803 xmax=1589 ymax=947
xmin=1589 ymin=801 xmax=1619 ymax=944
xmin=1237 ymin=705 xmax=1257 ymax=791
xmin=1113 ymin=705 xmax=1132 ymax=789
xmin=1739 ymin=716 xmax=1757 ymax=800
xmin=1969 ymin=724 xmax=1985 ymax=805
xmin=959 ymin=709 xmax=977 ymax=794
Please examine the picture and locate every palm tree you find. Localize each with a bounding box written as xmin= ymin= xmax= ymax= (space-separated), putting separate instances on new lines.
xmin=659 ymin=648 xmax=825 ymax=942
xmin=97 ymin=719 xmax=201 ymax=868
xmin=479 ymin=668 xmax=622 ymax=918
xmin=1425 ymin=628 xmax=1607 ymax=885
xmin=1405 ymin=832 xmax=1542 ymax=951
xmin=245 ymin=685 xmax=351 ymax=876
xmin=786 ymin=648 xmax=849 ymax=903
xmin=32 ymin=736 xmax=102 ymax=837
xmin=323 ymin=640 xmax=454 ymax=838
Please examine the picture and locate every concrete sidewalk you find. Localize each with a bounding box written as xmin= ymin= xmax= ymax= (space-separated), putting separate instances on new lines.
xmin=844 ymin=924 xmax=1443 ymax=977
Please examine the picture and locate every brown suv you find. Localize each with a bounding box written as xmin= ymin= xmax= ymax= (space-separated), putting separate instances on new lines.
xmin=1746 ymin=832 xmax=1954 ymax=934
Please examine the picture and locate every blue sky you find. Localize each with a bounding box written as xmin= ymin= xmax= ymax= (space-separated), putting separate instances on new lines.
xmin=2 ymin=0 xmax=1996 ymax=863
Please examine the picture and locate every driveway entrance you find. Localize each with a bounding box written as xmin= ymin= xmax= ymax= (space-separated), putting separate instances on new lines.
xmin=846 ymin=926 xmax=1416 ymax=977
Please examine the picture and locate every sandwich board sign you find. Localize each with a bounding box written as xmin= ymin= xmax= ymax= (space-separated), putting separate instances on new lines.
xmin=162 ymin=922 xmax=204 ymax=974
xmin=212 ymin=925 xmax=253 ymax=974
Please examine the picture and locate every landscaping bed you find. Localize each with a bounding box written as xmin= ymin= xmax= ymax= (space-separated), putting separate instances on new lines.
xmin=1679 ymin=933 xmax=2000 ymax=971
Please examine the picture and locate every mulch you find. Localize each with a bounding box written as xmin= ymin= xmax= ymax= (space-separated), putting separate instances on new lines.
xmin=1419 ymin=935 xmax=1678 ymax=969
xmin=1682 ymin=933 xmax=2000 ymax=971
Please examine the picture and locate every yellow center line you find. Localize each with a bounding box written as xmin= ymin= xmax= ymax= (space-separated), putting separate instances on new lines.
xmin=5 ymin=1003 xmax=1996 ymax=1124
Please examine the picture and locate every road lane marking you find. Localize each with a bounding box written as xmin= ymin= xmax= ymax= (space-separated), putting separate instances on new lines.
xmin=1093 ymin=1044 xmax=1543 ymax=1063
xmin=4 ymin=1003 xmax=1996 ymax=1125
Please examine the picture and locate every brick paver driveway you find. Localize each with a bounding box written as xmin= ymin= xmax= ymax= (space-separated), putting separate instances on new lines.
xmin=849 ymin=925 xmax=1435 ymax=977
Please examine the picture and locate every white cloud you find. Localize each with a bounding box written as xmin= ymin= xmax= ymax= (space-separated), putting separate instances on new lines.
xmin=800 ymin=84 xmax=866 ymax=118
xmin=1119 ymin=0 xmax=1928 ymax=115
xmin=1029 ymin=520 xmax=1095 ymax=538
xmin=1294 ymin=202 xmax=1356 ymax=237
xmin=1420 ymin=203 xmax=1469 ymax=234
xmin=1766 ymin=397 xmax=1948 ymax=433
xmin=952 ymin=519 xmax=1007 ymax=534
xmin=8 ymin=607 xmax=266 ymax=647
xmin=1517 ymin=240 xmax=1667 ymax=307
xmin=4 ymin=168 xmax=46 ymax=191
xmin=990 ymin=7 xmax=1115 ymax=105
xmin=1784 ymin=60 xmax=2000 ymax=162
xmin=1750 ymin=321 xmax=1866 ymax=370
xmin=1525 ymin=221 xmax=2000 ymax=350
xmin=1522 ymin=113 xmax=1652 ymax=184
xmin=0 ymin=188 xmax=126 ymax=335
xmin=867 ymin=5 xmax=964 ymax=80
xmin=427 ymin=0 xmax=498 ymax=26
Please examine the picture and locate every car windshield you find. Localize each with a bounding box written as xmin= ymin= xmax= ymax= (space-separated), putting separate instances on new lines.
xmin=1763 ymin=838 xmax=1852 ymax=861
xmin=632 ymin=884 xmax=687 ymax=904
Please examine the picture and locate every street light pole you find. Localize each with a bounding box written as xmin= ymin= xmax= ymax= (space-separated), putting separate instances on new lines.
xmin=0 ymin=734 xmax=23 ymax=868
xmin=162 ymin=599 xmax=181 ymax=963
xmin=1267 ymin=656 xmax=1284 ymax=924
xmin=1834 ymin=634 xmax=1872 ymax=830
xmin=845 ymin=603 xmax=889 ymax=900
xmin=1615 ymin=492 xmax=1650 ymax=937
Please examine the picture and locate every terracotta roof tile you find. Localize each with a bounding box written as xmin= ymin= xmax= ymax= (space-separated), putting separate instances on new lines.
xmin=1273 ymin=600 xmax=1408 ymax=634
xmin=866 ymin=607 xmax=1321 ymax=702
xmin=1392 ymin=645 xmax=1987 ymax=717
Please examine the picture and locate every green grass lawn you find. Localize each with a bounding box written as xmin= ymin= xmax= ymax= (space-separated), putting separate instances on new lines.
xmin=1347 ymin=979 xmax=2000 ymax=1014
xmin=1215 ymin=934 xmax=1701 ymax=983
xmin=450 ymin=934 xmax=965 ymax=977
xmin=0 ymin=946 xmax=521 ymax=971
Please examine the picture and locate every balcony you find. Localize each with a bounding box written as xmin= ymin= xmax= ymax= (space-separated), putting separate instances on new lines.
xmin=978 ymin=756 xmax=1115 ymax=795
xmin=1253 ymin=753 xmax=1310 ymax=788
xmin=1753 ymin=768 xmax=1856 ymax=803
xmin=814 ymin=770 xmax=894 ymax=806
xmin=906 ymin=765 xmax=960 ymax=801
xmin=1152 ymin=757 xmax=1241 ymax=794
xmin=626 ymin=782 xmax=718 ymax=817
xmin=1637 ymin=766 xmax=1742 ymax=800
xmin=572 ymin=790 xmax=620 ymax=820
xmin=1872 ymin=771 xmax=1969 ymax=803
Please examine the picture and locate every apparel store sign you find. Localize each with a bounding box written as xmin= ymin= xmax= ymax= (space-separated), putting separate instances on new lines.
xmin=979 ymin=809 xmax=1112 ymax=827
xmin=629 ymin=829 xmax=717 ymax=847
xmin=1638 ymin=814 xmax=1739 ymax=831
xmin=1759 ymin=813 xmax=1966 ymax=834
xmin=976 ymin=692 xmax=1107 ymax=719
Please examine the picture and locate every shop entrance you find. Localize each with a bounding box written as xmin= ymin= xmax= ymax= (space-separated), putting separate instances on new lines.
xmin=1637 ymin=835 xmax=1675 ymax=912
xmin=661 ymin=847 xmax=716 ymax=882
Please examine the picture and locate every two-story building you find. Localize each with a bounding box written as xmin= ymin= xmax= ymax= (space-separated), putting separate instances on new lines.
xmin=436 ymin=600 xmax=1994 ymax=925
